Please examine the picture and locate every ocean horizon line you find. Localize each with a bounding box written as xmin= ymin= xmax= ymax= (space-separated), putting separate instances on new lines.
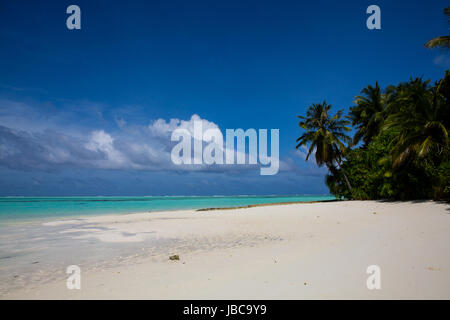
xmin=0 ymin=194 xmax=336 ymax=223
xmin=0 ymin=194 xmax=332 ymax=198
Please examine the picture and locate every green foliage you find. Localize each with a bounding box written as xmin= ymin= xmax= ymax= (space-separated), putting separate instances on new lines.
xmin=384 ymin=77 xmax=449 ymax=168
xmin=296 ymin=102 xmax=351 ymax=167
xmin=296 ymin=102 xmax=353 ymax=191
xmin=349 ymin=82 xmax=386 ymax=147
xmin=299 ymin=71 xmax=450 ymax=201
xmin=326 ymin=129 xmax=396 ymax=199
xmin=326 ymin=129 xmax=449 ymax=200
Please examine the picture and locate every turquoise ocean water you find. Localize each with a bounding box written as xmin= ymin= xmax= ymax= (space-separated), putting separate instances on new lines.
xmin=0 ymin=195 xmax=335 ymax=223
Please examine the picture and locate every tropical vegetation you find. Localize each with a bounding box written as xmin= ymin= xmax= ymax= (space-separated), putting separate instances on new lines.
xmin=296 ymin=71 xmax=450 ymax=200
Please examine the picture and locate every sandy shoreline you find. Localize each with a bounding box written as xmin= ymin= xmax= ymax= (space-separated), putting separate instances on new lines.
xmin=1 ymin=200 xmax=450 ymax=299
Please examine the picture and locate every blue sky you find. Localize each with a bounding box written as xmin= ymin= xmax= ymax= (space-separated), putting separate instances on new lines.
xmin=0 ymin=0 xmax=448 ymax=196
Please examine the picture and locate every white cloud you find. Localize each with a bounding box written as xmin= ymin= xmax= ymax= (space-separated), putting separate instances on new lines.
xmin=0 ymin=111 xmax=263 ymax=173
xmin=149 ymin=114 xmax=219 ymax=140
xmin=85 ymin=130 xmax=128 ymax=169
xmin=0 ymin=98 xmax=313 ymax=177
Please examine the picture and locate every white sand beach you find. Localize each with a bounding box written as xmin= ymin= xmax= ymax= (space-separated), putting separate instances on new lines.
xmin=1 ymin=200 xmax=450 ymax=299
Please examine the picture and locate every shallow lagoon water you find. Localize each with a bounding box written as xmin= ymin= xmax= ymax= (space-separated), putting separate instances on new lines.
xmin=0 ymin=195 xmax=335 ymax=223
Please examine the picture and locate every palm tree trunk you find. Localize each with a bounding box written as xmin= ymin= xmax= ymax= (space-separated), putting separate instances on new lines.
xmin=336 ymin=160 xmax=352 ymax=192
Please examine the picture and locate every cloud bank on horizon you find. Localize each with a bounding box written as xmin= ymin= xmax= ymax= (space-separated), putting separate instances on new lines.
xmin=0 ymin=97 xmax=326 ymax=196
xmin=0 ymin=99 xmax=296 ymax=173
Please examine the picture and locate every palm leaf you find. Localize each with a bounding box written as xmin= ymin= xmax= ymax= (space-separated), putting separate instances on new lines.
xmin=425 ymin=36 xmax=450 ymax=48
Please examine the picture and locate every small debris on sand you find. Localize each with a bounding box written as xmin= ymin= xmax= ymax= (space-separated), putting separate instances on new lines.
xmin=169 ymin=255 xmax=180 ymax=261
xmin=426 ymin=267 xmax=440 ymax=271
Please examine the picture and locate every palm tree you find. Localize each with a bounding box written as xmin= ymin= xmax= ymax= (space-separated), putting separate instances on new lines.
xmin=383 ymin=78 xmax=449 ymax=167
xmin=349 ymin=82 xmax=388 ymax=147
xmin=296 ymin=102 xmax=353 ymax=191
xmin=425 ymin=7 xmax=450 ymax=49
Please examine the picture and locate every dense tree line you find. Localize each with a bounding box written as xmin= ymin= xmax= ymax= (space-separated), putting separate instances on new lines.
xmin=296 ymin=71 xmax=450 ymax=200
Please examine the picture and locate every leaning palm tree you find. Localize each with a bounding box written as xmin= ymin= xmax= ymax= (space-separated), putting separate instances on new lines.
xmin=383 ymin=77 xmax=449 ymax=167
xmin=296 ymin=102 xmax=353 ymax=191
xmin=349 ymin=82 xmax=387 ymax=147
xmin=425 ymin=7 xmax=450 ymax=48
